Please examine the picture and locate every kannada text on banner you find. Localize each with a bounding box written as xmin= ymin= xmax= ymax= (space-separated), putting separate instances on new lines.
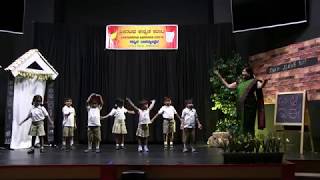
xmin=105 ymin=25 xmax=178 ymax=50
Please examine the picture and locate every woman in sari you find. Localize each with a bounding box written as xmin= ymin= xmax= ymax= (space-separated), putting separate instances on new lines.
xmin=214 ymin=67 xmax=267 ymax=135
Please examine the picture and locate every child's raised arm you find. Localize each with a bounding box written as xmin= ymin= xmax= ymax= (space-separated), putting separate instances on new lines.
xmin=86 ymin=93 xmax=95 ymax=104
xmin=149 ymin=99 xmax=156 ymax=110
xmin=126 ymin=98 xmax=139 ymax=112
xmin=97 ymin=94 xmax=104 ymax=106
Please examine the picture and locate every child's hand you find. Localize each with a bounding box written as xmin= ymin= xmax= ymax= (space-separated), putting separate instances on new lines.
xmin=180 ymin=123 xmax=184 ymax=130
xmin=19 ymin=118 xmax=27 ymax=126
xmin=198 ymin=123 xmax=203 ymax=130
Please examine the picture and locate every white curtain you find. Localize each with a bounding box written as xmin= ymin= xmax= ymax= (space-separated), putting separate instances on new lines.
xmin=10 ymin=77 xmax=46 ymax=149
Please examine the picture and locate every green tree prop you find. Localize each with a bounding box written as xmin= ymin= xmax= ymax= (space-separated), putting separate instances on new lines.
xmin=209 ymin=53 xmax=246 ymax=133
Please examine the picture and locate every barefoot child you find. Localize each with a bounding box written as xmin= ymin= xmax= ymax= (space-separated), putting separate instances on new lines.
xmin=19 ymin=95 xmax=54 ymax=154
xmin=126 ymin=98 xmax=155 ymax=152
xmin=101 ymin=98 xmax=134 ymax=150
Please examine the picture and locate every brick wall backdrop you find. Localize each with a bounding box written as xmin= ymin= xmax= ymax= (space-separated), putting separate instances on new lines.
xmin=250 ymin=38 xmax=320 ymax=104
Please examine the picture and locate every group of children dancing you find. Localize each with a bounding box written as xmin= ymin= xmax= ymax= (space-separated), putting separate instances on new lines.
xmin=20 ymin=94 xmax=202 ymax=154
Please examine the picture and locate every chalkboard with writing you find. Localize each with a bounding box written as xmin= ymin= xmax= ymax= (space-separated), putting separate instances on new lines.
xmin=274 ymin=91 xmax=305 ymax=125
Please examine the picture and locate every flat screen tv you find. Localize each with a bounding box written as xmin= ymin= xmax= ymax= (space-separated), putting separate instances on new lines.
xmin=231 ymin=0 xmax=308 ymax=33
xmin=0 ymin=0 xmax=24 ymax=34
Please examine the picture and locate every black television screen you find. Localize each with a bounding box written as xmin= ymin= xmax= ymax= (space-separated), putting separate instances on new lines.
xmin=0 ymin=0 xmax=25 ymax=34
xmin=231 ymin=0 xmax=307 ymax=33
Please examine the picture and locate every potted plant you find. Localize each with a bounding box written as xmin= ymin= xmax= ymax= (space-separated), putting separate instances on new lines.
xmin=222 ymin=132 xmax=284 ymax=164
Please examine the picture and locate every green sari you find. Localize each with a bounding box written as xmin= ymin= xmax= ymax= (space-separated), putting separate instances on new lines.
xmin=237 ymin=79 xmax=265 ymax=135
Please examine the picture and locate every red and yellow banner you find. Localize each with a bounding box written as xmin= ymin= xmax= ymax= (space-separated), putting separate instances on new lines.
xmin=105 ymin=25 xmax=178 ymax=50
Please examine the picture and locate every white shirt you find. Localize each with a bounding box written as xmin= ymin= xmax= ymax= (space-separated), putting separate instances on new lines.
xmin=138 ymin=109 xmax=151 ymax=125
xmin=87 ymin=106 xmax=101 ymax=126
xmin=181 ymin=108 xmax=198 ymax=128
xmin=29 ymin=106 xmax=49 ymax=122
xmin=107 ymin=107 xmax=128 ymax=120
xmin=137 ymin=100 xmax=155 ymax=125
xmin=62 ymin=106 xmax=76 ymax=127
xmin=158 ymin=105 xmax=177 ymax=119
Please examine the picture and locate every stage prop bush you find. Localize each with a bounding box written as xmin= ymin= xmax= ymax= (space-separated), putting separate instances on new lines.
xmin=209 ymin=53 xmax=246 ymax=134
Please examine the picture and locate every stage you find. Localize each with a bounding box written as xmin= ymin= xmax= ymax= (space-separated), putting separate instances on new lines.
xmin=0 ymin=144 xmax=318 ymax=179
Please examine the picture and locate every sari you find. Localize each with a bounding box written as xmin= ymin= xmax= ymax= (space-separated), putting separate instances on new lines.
xmin=237 ymin=79 xmax=265 ymax=135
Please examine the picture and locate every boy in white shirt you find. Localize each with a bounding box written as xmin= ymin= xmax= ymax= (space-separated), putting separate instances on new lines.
xmin=84 ymin=93 xmax=104 ymax=153
xmin=181 ymin=99 xmax=202 ymax=152
xmin=101 ymin=98 xmax=134 ymax=150
xmin=126 ymin=98 xmax=155 ymax=152
xmin=62 ymin=98 xmax=76 ymax=151
xmin=151 ymin=97 xmax=181 ymax=150
xmin=20 ymin=95 xmax=54 ymax=154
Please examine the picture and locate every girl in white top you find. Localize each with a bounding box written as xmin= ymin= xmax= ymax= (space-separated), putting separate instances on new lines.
xmin=126 ymin=98 xmax=155 ymax=152
xmin=181 ymin=99 xmax=202 ymax=153
xmin=62 ymin=98 xmax=76 ymax=151
xmin=151 ymin=97 xmax=181 ymax=150
xmin=101 ymin=98 xmax=134 ymax=150
xmin=19 ymin=95 xmax=53 ymax=154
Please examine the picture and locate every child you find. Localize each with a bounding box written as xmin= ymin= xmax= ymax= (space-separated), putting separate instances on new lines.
xmin=101 ymin=98 xmax=135 ymax=150
xmin=84 ymin=93 xmax=104 ymax=153
xmin=19 ymin=95 xmax=53 ymax=154
xmin=126 ymin=98 xmax=155 ymax=152
xmin=151 ymin=97 xmax=181 ymax=150
xmin=62 ymin=98 xmax=76 ymax=151
xmin=181 ymin=99 xmax=202 ymax=152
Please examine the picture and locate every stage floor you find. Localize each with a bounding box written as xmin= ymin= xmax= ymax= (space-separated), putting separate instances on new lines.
xmin=0 ymin=144 xmax=319 ymax=166
xmin=0 ymin=144 xmax=224 ymax=166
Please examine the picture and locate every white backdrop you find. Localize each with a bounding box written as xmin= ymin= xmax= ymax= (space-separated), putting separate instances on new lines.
xmin=10 ymin=77 xmax=46 ymax=149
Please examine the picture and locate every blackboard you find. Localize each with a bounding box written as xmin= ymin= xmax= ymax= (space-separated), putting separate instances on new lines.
xmin=274 ymin=91 xmax=305 ymax=125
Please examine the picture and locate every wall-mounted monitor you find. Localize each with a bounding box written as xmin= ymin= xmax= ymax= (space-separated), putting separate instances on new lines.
xmin=231 ymin=0 xmax=308 ymax=33
xmin=0 ymin=0 xmax=24 ymax=34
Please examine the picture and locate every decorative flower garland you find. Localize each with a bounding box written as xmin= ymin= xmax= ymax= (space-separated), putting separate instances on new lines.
xmin=17 ymin=71 xmax=53 ymax=81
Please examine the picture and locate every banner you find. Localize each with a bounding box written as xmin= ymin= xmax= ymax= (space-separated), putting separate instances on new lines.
xmin=106 ymin=25 xmax=178 ymax=50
